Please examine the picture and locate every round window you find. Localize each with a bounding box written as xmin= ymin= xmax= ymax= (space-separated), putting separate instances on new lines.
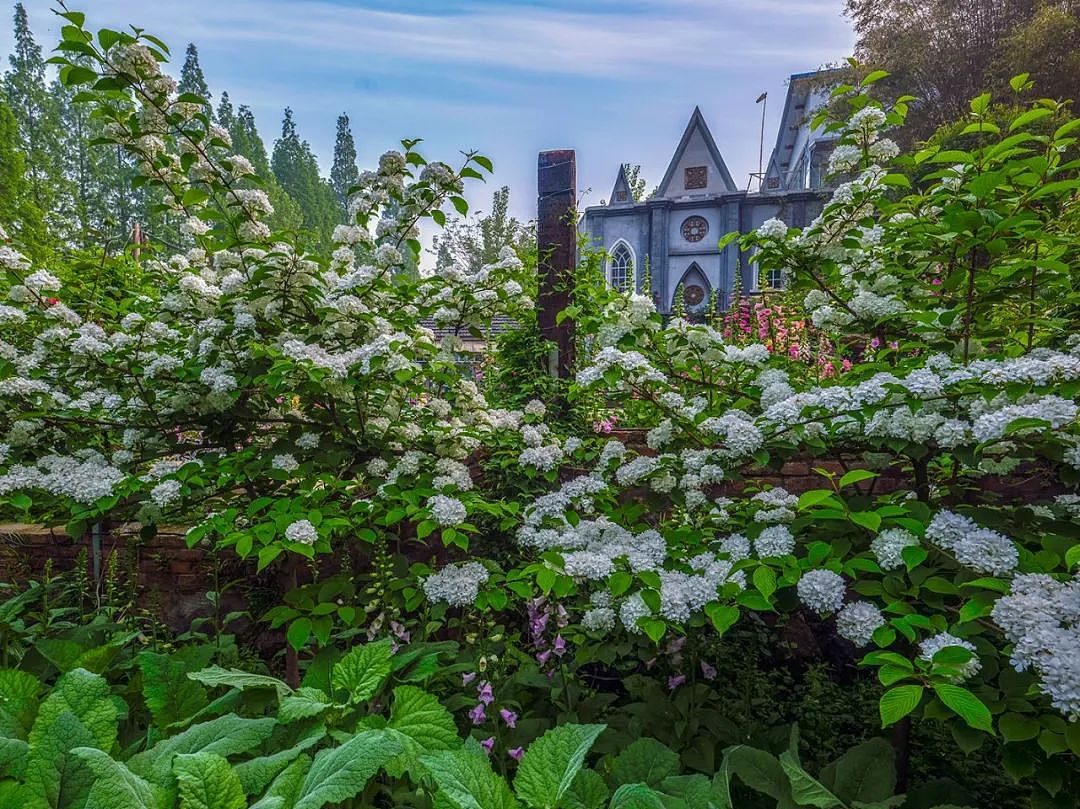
xmin=681 ymin=215 xmax=709 ymax=243
xmin=684 ymin=284 xmax=706 ymax=306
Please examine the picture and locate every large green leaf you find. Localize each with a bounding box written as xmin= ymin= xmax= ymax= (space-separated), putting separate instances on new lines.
xmin=608 ymin=783 xmax=665 ymax=809
xmin=933 ymin=685 xmax=993 ymax=732
xmin=277 ymin=689 xmax=331 ymax=724
xmin=562 ymin=769 xmax=608 ymax=809
xmin=137 ymin=652 xmax=209 ymax=730
xmin=0 ymin=736 xmax=28 ymax=778
xmin=778 ymin=751 xmax=842 ymax=808
xmin=609 ymin=738 xmax=680 ymax=788
xmin=0 ymin=669 xmax=40 ymax=739
xmin=292 ymin=729 xmax=402 ymax=809
xmin=23 ymin=710 xmax=97 ymax=809
xmin=387 ymin=686 xmax=460 ymax=774
xmin=188 ymin=667 xmax=292 ymax=697
xmin=32 ymin=669 xmax=117 ymax=751
xmin=330 ymin=639 xmax=392 ymax=703
xmin=173 ymin=752 xmax=246 ymax=809
xmin=233 ymin=727 xmax=324 ymax=795
xmin=249 ymin=755 xmax=310 ymax=809
xmin=72 ymin=747 xmax=162 ymax=809
xmin=878 ymin=686 xmax=923 ymax=727
xmin=128 ymin=715 xmax=276 ymax=787
xmin=658 ymin=775 xmax=712 ymax=809
xmin=724 ymin=746 xmax=788 ymax=800
xmin=420 ymin=748 xmax=519 ymax=809
xmin=819 ymin=738 xmax=896 ymax=804
xmin=514 ymin=724 xmax=604 ymax=809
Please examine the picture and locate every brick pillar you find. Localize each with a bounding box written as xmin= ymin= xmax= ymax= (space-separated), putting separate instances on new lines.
xmin=537 ymin=150 xmax=577 ymax=380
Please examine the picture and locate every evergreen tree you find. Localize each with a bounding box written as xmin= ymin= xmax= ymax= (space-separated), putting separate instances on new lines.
xmin=226 ymin=103 xmax=302 ymax=232
xmin=215 ymin=90 xmax=235 ymax=130
xmin=231 ymin=105 xmax=270 ymax=176
xmin=434 ymin=186 xmax=531 ymax=274
xmin=178 ymin=42 xmax=211 ymax=113
xmin=3 ymin=3 xmax=64 ymax=234
xmin=330 ymin=113 xmax=358 ymax=213
xmin=0 ymin=97 xmax=47 ymax=257
xmin=271 ymin=107 xmax=339 ymax=249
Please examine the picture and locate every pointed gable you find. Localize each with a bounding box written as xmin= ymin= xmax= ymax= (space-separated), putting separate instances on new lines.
xmin=608 ymin=164 xmax=633 ymax=207
xmin=656 ymin=107 xmax=737 ymax=199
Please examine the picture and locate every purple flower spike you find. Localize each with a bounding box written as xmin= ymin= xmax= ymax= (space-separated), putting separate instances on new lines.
xmin=700 ymin=661 xmax=717 ymax=680
xmin=477 ymin=681 xmax=495 ymax=705
xmin=481 ymin=737 xmax=495 ymax=754
xmin=468 ymin=704 xmax=486 ymax=725
xmin=509 ymin=746 xmax=525 ymax=761
xmin=499 ymin=708 xmax=518 ymax=728
xmin=668 ymin=674 xmax=686 ymax=691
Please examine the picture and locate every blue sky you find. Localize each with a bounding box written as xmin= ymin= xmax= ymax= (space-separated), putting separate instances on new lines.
xmin=10 ymin=0 xmax=854 ymax=225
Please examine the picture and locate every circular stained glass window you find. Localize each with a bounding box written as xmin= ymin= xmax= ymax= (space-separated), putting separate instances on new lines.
xmin=684 ymin=284 xmax=706 ymax=306
xmin=681 ymin=215 xmax=709 ymax=243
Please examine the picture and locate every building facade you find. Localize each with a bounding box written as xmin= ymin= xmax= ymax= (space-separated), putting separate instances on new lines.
xmin=580 ymin=70 xmax=838 ymax=316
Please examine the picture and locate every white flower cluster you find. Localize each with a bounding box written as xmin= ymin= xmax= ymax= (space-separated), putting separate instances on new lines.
xmin=0 ymin=454 xmax=125 ymax=505
xmin=835 ymin=601 xmax=885 ymax=646
xmin=284 ymin=519 xmax=318 ymax=545
xmin=871 ymin=528 xmax=920 ymax=570
xmin=919 ymin=632 xmax=981 ymax=681
xmin=796 ymin=569 xmax=846 ymax=614
xmin=925 ymin=510 xmax=1018 ymax=576
xmin=991 ymin=573 xmax=1080 ymax=718
xmin=428 ymin=494 xmax=467 ymax=527
xmin=422 ymin=561 xmax=489 ymax=607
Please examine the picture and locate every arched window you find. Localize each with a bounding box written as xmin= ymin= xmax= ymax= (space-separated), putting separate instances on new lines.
xmin=609 ymin=243 xmax=633 ymax=293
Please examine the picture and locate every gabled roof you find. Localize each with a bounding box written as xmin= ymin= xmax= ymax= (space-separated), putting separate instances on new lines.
xmin=765 ymin=68 xmax=843 ymax=190
xmin=655 ymin=106 xmax=736 ymax=198
xmin=608 ymin=164 xmax=633 ymax=207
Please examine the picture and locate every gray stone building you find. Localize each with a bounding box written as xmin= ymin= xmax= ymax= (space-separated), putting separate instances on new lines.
xmin=580 ymin=69 xmax=838 ymax=316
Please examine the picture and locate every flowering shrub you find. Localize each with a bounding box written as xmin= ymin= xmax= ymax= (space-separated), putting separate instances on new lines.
xmin=3 ymin=10 xmax=1080 ymax=803
xmin=464 ymin=75 xmax=1080 ymax=793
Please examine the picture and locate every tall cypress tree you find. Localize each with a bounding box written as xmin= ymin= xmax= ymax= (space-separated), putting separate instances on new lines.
xmin=0 ymin=97 xmax=47 ymax=257
xmin=271 ymin=108 xmax=339 ymax=248
xmin=330 ymin=113 xmax=358 ymax=213
xmin=215 ymin=90 xmax=235 ymax=130
xmin=178 ymin=43 xmax=211 ymax=113
xmin=3 ymin=3 xmax=63 ymax=232
xmin=231 ymin=105 xmax=270 ymax=176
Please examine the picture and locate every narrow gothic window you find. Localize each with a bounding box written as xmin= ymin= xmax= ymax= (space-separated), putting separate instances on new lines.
xmin=609 ymin=244 xmax=632 ymax=292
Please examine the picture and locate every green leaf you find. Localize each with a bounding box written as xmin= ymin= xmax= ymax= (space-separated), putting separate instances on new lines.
xmin=723 ymin=746 xmax=788 ymax=800
xmin=838 ymin=469 xmax=878 ymax=488
xmin=188 ymin=666 xmax=292 ymax=697
xmin=562 ymin=769 xmax=608 ymax=809
xmin=610 ymin=738 xmax=680 ymax=788
xmin=293 ymin=729 xmax=402 ymax=809
xmin=24 ymin=711 xmax=98 ymax=809
xmin=387 ymin=686 xmax=460 ymax=773
xmin=277 ymin=688 xmax=332 ymax=724
xmin=450 ymin=197 xmax=469 ymax=215
xmin=753 ymin=567 xmax=777 ymax=600
xmin=331 ymin=639 xmax=393 ymax=703
xmin=797 ymin=490 xmax=836 ymax=510
xmin=233 ymin=729 xmax=323 ymax=796
xmin=250 ymin=755 xmax=310 ymax=809
xmin=658 ymin=774 xmax=711 ymax=809
xmin=32 ymin=668 xmax=117 ymax=750
xmin=933 ymin=684 xmax=993 ymax=732
xmin=421 ymin=747 xmax=520 ymax=809
xmin=128 ymin=715 xmax=276 ymax=788
xmin=818 ymin=738 xmax=896 ymax=804
xmin=173 ymin=752 xmax=246 ymax=809
xmin=850 ymin=511 xmax=882 ymax=532
xmin=704 ymin=604 xmax=739 ymax=636
xmin=608 ymin=783 xmax=665 ymax=809
xmin=879 ymin=685 xmax=924 ymax=727
xmin=998 ymin=713 xmax=1040 ymax=742
xmin=778 ymin=751 xmax=843 ymax=808
xmin=514 ymin=723 xmax=605 ymax=809
xmin=0 ymin=669 xmax=40 ymax=739
xmin=73 ymin=747 xmax=162 ymax=809
xmin=0 ymin=736 xmax=28 ymax=779
xmin=137 ymin=651 xmax=210 ymax=730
